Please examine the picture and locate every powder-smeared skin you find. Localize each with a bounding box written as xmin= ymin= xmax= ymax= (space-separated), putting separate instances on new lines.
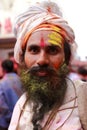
xmin=40 ymin=36 xmax=45 ymax=47
xmin=48 ymin=26 xmax=64 ymax=48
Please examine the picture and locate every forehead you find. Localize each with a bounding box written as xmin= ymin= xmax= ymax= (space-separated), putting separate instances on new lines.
xmin=27 ymin=30 xmax=64 ymax=46
xmin=27 ymin=30 xmax=51 ymax=44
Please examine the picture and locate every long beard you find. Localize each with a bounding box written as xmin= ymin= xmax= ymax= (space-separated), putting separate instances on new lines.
xmin=20 ymin=63 xmax=68 ymax=105
xmin=20 ymin=63 xmax=69 ymax=130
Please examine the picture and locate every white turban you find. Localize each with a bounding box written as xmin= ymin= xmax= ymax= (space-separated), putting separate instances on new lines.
xmin=13 ymin=0 xmax=75 ymax=64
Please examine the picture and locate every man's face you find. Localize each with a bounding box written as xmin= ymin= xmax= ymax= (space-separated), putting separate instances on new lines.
xmin=21 ymin=30 xmax=68 ymax=107
xmin=24 ymin=30 xmax=65 ymax=74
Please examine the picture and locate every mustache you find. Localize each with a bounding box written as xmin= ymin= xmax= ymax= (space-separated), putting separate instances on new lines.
xmin=25 ymin=66 xmax=58 ymax=76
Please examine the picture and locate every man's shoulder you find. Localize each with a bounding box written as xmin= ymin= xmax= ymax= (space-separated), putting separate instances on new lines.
xmin=67 ymin=79 xmax=87 ymax=104
xmin=17 ymin=92 xmax=27 ymax=101
xmin=67 ymin=79 xmax=87 ymax=130
xmin=67 ymin=79 xmax=87 ymax=91
xmin=74 ymin=80 xmax=87 ymax=130
xmin=74 ymin=79 xmax=86 ymax=86
xmin=73 ymin=80 xmax=87 ymax=108
xmin=16 ymin=92 xmax=27 ymax=107
xmin=74 ymin=79 xmax=87 ymax=94
xmin=65 ymin=79 xmax=87 ymax=104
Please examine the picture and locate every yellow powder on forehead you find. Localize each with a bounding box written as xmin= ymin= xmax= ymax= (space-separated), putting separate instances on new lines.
xmin=22 ymin=23 xmax=66 ymax=49
xmin=48 ymin=31 xmax=64 ymax=48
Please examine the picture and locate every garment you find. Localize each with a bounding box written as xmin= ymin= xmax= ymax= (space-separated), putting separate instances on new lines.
xmin=8 ymin=79 xmax=87 ymax=130
xmin=0 ymin=73 xmax=23 ymax=129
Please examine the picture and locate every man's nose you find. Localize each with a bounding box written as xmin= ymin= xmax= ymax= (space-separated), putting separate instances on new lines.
xmin=37 ymin=51 xmax=49 ymax=66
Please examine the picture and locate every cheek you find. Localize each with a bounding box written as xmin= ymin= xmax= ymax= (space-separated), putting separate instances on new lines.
xmin=52 ymin=55 xmax=65 ymax=69
xmin=24 ymin=51 xmax=39 ymax=68
xmin=24 ymin=54 xmax=30 ymax=68
xmin=53 ymin=62 xmax=62 ymax=69
xmin=24 ymin=52 xmax=34 ymax=68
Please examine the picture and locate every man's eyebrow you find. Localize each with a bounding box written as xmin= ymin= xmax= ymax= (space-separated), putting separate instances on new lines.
xmin=27 ymin=44 xmax=39 ymax=48
xmin=47 ymin=45 xmax=60 ymax=48
xmin=27 ymin=44 xmax=60 ymax=49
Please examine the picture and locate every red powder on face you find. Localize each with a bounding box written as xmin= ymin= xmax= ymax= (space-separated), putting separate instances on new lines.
xmin=40 ymin=36 xmax=46 ymax=47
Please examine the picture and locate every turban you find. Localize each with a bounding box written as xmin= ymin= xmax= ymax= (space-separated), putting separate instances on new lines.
xmin=13 ymin=0 xmax=75 ymax=64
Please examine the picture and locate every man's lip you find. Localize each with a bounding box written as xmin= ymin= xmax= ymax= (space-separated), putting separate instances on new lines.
xmin=36 ymin=71 xmax=48 ymax=76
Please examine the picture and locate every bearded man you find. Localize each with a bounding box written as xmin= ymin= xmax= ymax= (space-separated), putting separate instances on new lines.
xmin=8 ymin=1 xmax=87 ymax=130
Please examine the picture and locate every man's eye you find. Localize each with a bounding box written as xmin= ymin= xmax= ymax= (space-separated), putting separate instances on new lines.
xmin=28 ymin=46 xmax=40 ymax=54
xmin=47 ymin=46 xmax=60 ymax=55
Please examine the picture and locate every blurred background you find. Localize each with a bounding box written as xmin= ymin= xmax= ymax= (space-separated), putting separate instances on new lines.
xmin=0 ymin=0 xmax=87 ymax=78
